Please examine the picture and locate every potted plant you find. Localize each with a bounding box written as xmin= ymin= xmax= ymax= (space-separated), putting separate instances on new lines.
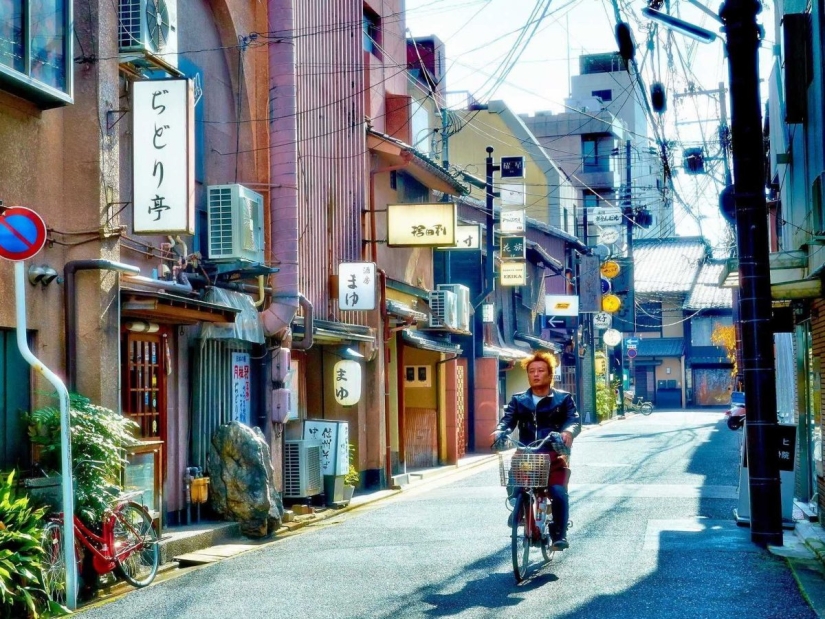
xmin=343 ymin=445 xmax=359 ymax=503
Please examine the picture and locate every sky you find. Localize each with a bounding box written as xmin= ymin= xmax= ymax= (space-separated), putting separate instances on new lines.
xmin=405 ymin=0 xmax=776 ymax=253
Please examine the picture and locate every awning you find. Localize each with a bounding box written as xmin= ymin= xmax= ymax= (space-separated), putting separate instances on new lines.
xmin=484 ymin=344 xmax=531 ymax=361
xmin=121 ymin=288 xmax=241 ymax=325
xmin=293 ymin=317 xmax=376 ymax=345
xmin=720 ymin=250 xmax=809 ymax=289
xmin=402 ymin=330 xmax=461 ymax=355
xmin=387 ymin=299 xmax=428 ymax=323
xmin=513 ymin=332 xmax=562 ymax=353
xmin=635 ymin=338 xmax=685 ymax=357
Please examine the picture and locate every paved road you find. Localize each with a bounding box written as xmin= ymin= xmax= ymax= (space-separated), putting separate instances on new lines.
xmin=80 ymin=410 xmax=816 ymax=618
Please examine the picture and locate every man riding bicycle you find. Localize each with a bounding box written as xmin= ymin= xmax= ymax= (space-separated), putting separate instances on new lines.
xmin=493 ymin=352 xmax=580 ymax=550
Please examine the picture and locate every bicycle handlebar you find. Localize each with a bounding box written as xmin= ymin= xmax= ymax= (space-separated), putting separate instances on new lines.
xmin=492 ymin=431 xmax=568 ymax=455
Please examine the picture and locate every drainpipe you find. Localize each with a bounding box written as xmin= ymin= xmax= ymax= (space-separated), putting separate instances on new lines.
xmin=378 ymin=268 xmax=392 ymax=485
xmin=64 ymin=260 xmax=141 ymax=392
xmin=367 ymin=155 xmax=413 ymax=262
xmin=261 ymin=0 xmax=300 ymax=338
xmin=121 ymin=274 xmax=194 ymax=295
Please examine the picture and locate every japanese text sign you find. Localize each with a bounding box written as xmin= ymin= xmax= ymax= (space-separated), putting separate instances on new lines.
xmin=133 ymin=79 xmax=195 ymax=234
xmin=440 ymin=224 xmax=480 ymax=250
xmin=332 ymin=359 xmax=361 ymax=407
xmin=304 ymin=420 xmax=349 ymax=476
xmin=231 ymin=352 xmax=251 ymax=425
xmin=500 ymin=156 xmax=525 ymax=178
xmin=500 ymin=236 xmax=526 ymax=260
xmin=338 ymin=262 xmax=376 ymax=311
xmin=387 ymin=203 xmax=456 ymax=247
xmin=499 ymin=183 xmax=526 ymax=207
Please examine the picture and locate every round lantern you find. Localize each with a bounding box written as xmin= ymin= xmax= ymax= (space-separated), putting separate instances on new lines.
xmin=333 ymin=360 xmax=362 ymax=406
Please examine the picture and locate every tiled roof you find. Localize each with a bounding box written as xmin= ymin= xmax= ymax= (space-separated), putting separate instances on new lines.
xmin=684 ymin=261 xmax=733 ymax=310
xmin=633 ymin=237 xmax=707 ymax=294
xmin=635 ymin=337 xmax=685 ymax=357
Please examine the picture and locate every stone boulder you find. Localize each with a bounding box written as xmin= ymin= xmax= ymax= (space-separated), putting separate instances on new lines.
xmin=208 ymin=421 xmax=284 ymax=537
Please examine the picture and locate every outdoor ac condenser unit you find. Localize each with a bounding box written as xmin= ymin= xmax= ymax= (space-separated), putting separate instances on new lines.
xmin=283 ymin=440 xmax=322 ymax=498
xmin=428 ymin=289 xmax=458 ymax=330
xmin=206 ymin=184 xmax=265 ymax=263
xmin=118 ymin=0 xmax=178 ymax=66
xmin=437 ymin=284 xmax=470 ymax=332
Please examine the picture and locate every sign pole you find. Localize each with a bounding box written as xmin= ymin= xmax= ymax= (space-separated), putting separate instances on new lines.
xmin=15 ymin=261 xmax=77 ymax=609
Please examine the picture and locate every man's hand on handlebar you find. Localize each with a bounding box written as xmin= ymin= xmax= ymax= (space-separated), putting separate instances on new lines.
xmin=561 ymin=431 xmax=573 ymax=448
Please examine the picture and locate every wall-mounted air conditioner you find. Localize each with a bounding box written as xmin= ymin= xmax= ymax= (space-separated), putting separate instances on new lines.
xmin=207 ymin=184 xmax=265 ymax=263
xmin=429 ymin=289 xmax=457 ymax=330
xmin=118 ymin=0 xmax=178 ymax=67
xmin=283 ymin=440 xmax=322 ymax=498
xmin=437 ymin=284 xmax=470 ymax=332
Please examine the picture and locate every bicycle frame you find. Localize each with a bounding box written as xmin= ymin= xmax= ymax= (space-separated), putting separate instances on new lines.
xmin=49 ymin=506 xmax=145 ymax=576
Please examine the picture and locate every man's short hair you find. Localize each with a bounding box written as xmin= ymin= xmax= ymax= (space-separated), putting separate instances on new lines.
xmin=519 ymin=351 xmax=558 ymax=372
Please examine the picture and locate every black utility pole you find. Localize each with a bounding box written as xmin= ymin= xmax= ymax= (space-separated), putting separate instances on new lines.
xmin=720 ymin=0 xmax=782 ymax=546
xmin=616 ymin=138 xmax=634 ymax=418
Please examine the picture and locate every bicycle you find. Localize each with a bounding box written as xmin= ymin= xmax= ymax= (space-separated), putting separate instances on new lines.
xmin=40 ymin=489 xmax=159 ymax=603
xmin=495 ymin=433 xmax=566 ymax=582
xmin=624 ymin=394 xmax=654 ymax=415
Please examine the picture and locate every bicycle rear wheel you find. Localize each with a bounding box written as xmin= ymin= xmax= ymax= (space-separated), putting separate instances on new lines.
xmin=113 ymin=502 xmax=159 ymax=587
xmin=41 ymin=521 xmax=67 ymax=603
xmin=641 ymin=402 xmax=653 ymax=415
xmin=511 ymin=493 xmax=531 ymax=582
xmin=540 ymin=505 xmax=555 ymax=562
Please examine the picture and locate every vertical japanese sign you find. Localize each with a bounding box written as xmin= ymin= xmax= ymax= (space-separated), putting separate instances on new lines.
xmin=132 ymin=79 xmax=195 ymax=234
xmin=231 ymin=352 xmax=251 ymax=425
xmin=338 ymin=262 xmax=376 ymax=310
xmin=304 ymin=420 xmax=349 ymax=476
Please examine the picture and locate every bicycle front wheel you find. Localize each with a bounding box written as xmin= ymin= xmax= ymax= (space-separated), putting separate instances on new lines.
xmin=113 ymin=502 xmax=159 ymax=587
xmin=511 ymin=492 xmax=531 ymax=582
xmin=641 ymin=402 xmax=653 ymax=415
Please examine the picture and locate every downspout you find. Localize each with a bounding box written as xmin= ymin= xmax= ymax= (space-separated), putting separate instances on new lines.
xmin=378 ymin=268 xmax=392 ymax=485
xmin=64 ymin=260 xmax=141 ymax=392
xmin=261 ymin=0 xmax=300 ymax=339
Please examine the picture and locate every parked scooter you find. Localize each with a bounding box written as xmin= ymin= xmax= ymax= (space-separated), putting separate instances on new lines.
xmin=725 ymin=391 xmax=746 ymax=430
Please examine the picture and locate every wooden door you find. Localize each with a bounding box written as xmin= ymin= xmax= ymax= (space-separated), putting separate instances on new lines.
xmin=122 ymin=332 xmax=167 ymax=444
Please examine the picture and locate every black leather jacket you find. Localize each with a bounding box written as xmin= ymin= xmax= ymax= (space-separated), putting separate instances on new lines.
xmin=496 ymin=388 xmax=581 ymax=446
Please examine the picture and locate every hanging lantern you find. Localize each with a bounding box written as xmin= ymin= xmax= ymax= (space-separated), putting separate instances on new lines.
xmin=333 ymin=360 xmax=362 ymax=407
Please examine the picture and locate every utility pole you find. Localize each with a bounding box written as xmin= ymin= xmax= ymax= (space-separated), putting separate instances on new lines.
xmin=441 ymin=108 xmax=450 ymax=168
xmin=615 ymin=139 xmax=633 ymax=418
xmin=720 ymin=0 xmax=782 ymax=546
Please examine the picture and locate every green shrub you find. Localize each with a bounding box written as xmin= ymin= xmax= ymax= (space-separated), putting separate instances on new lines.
xmin=0 ymin=471 xmax=67 ymax=618
xmin=25 ymin=393 xmax=140 ymax=525
xmin=595 ymin=379 xmax=619 ymax=422
xmin=344 ymin=444 xmax=360 ymax=487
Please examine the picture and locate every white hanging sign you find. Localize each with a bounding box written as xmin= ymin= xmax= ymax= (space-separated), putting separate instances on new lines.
xmin=500 ymin=261 xmax=526 ymax=286
xmin=499 ymin=183 xmax=526 ymax=207
xmin=333 ymin=359 xmax=362 ymax=407
xmin=231 ymin=352 xmax=251 ymax=425
xmin=500 ymin=209 xmax=525 ymax=233
xmin=132 ymin=79 xmax=195 ymax=234
xmin=589 ymin=207 xmax=622 ymax=227
xmin=545 ymin=294 xmax=579 ymax=317
xmin=444 ymin=224 xmax=480 ymax=249
xmin=338 ymin=262 xmax=376 ymax=310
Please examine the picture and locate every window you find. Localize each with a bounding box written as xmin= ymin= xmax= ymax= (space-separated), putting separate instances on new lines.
xmin=582 ymin=135 xmax=609 ymax=172
xmin=636 ymin=302 xmax=662 ymax=332
xmin=0 ymin=0 xmax=72 ymax=106
xmin=592 ymin=89 xmax=612 ymax=102
xmin=583 ymin=190 xmax=600 ymax=209
xmin=691 ymin=315 xmax=733 ymax=347
xmin=363 ymin=9 xmax=380 ymax=56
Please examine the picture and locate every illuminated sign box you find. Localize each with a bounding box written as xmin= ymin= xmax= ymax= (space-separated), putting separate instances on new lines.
xmin=500 ymin=262 xmax=526 ymax=286
xmin=387 ymin=203 xmax=456 ymax=247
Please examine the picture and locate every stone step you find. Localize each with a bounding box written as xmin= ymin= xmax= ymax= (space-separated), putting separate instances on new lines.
xmin=161 ymin=521 xmax=241 ymax=565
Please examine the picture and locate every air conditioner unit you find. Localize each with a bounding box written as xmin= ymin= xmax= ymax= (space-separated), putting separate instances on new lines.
xmin=118 ymin=0 xmax=178 ymax=67
xmin=437 ymin=284 xmax=470 ymax=332
xmin=207 ymin=184 xmax=265 ymax=263
xmin=283 ymin=440 xmax=322 ymax=498
xmin=429 ymin=289 xmax=457 ymax=330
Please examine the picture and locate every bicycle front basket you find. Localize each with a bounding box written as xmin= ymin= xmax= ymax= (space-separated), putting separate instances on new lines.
xmin=498 ymin=452 xmax=551 ymax=488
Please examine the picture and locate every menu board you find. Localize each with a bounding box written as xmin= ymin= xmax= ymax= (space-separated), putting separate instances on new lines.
xmin=124 ymin=451 xmax=156 ymax=512
xmin=303 ymin=420 xmax=349 ymax=476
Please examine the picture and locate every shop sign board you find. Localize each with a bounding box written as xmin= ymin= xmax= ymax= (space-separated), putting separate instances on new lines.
xmin=338 ymin=262 xmax=376 ymax=310
xmin=545 ymin=294 xmax=579 ymax=317
xmin=500 ymin=156 xmax=525 ymax=178
xmin=231 ymin=352 xmax=251 ymax=425
xmin=387 ymin=203 xmax=456 ymax=247
xmin=133 ymin=79 xmax=195 ymax=234
xmin=500 ymin=209 xmax=525 ymax=233
xmin=589 ymin=207 xmax=622 ymax=227
xmin=593 ymin=311 xmax=612 ymax=330
xmin=500 ymin=261 xmax=526 ymax=286
xmin=499 ymin=183 xmax=526 ymax=207
xmin=443 ymin=224 xmax=481 ymax=250
xmin=500 ymin=236 xmax=526 ymax=260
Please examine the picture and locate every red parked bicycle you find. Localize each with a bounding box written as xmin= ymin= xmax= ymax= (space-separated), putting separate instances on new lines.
xmin=41 ymin=490 xmax=159 ymax=603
